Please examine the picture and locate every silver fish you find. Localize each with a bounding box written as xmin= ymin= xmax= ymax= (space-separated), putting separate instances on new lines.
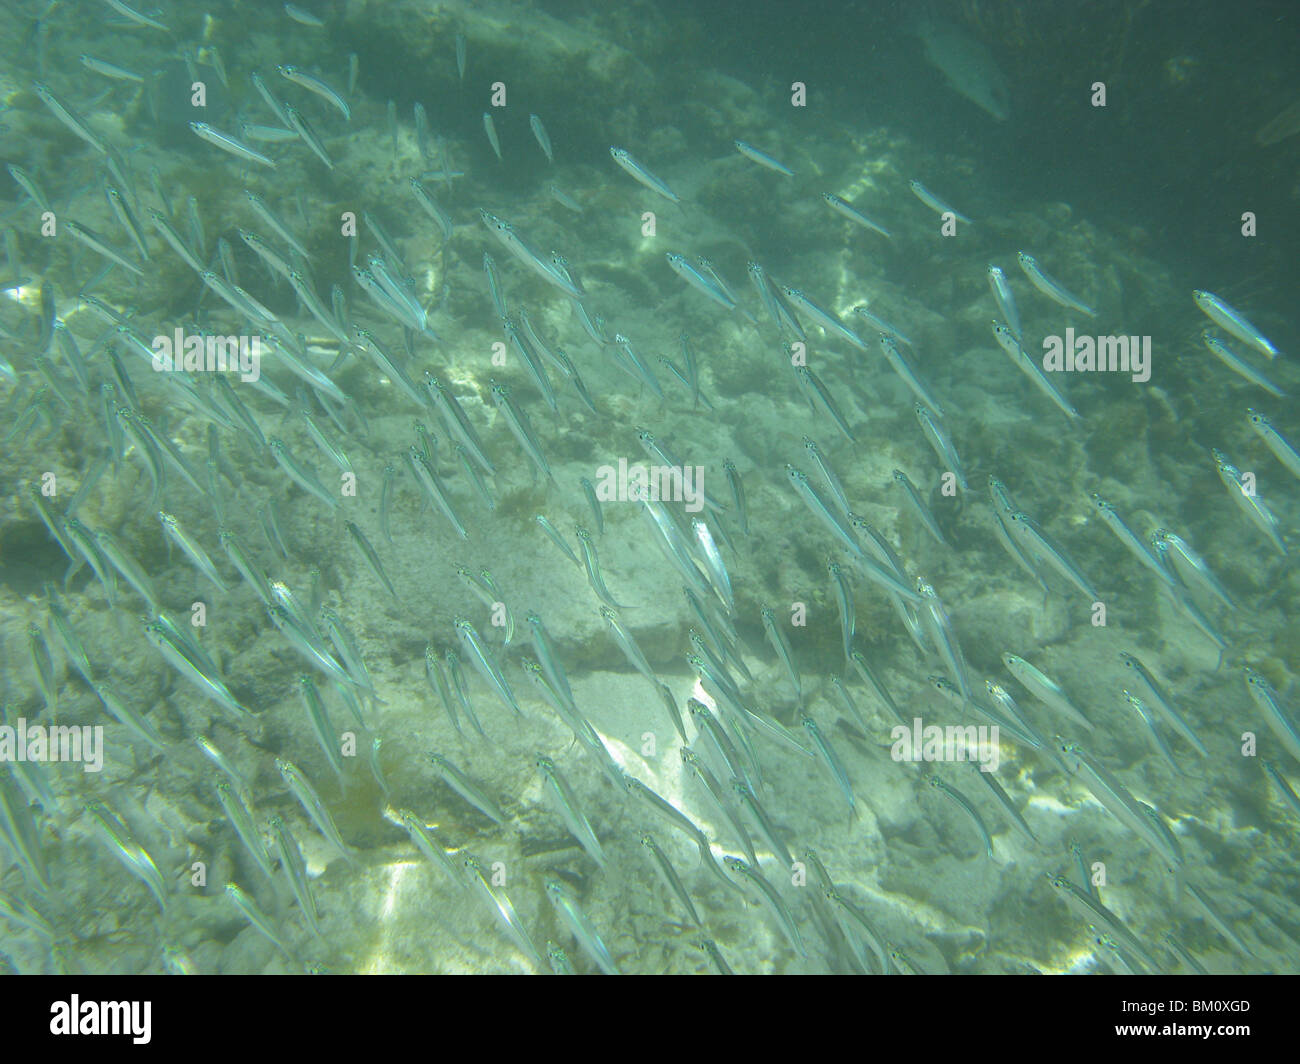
xmin=429 ymin=751 xmax=507 ymax=825
xmin=1244 ymin=668 xmax=1300 ymax=767
xmin=190 ymin=122 xmax=277 ymax=169
xmin=277 ymin=65 xmax=351 ymax=121
xmin=1246 ymin=408 xmax=1300 ymax=481
xmin=1017 ymin=252 xmax=1095 ymax=316
xmin=483 ymin=112 xmax=502 ymax=160
xmin=822 ymin=192 xmax=891 ymax=238
xmin=462 ymin=853 xmax=544 ymax=970
xmin=536 ymin=754 xmax=605 ymax=867
xmin=529 ymin=114 xmax=553 ymax=162
xmin=609 ymin=146 xmax=679 ymax=203
xmin=1193 ymin=289 xmax=1279 ymax=359
xmin=913 ymin=403 xmax=968 ymax=489
xmin=909 ymin=179 xmax=972 ymax=224
xmin=1201 ymin=331 xmax=1284 ymax=397
xmin=1211 ymin=447 xmax=1287 ymax=555
xmin=545 ymin=877 xmax=620 ymax=975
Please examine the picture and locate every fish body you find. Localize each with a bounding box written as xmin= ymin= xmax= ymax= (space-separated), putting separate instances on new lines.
xmin=609 ymin=146 xmax=679 ymax=203
xmin=1017 ymin=252 xmax=1095 ymax=316
xmin=1193 ymin=290 xmax=1279 ymax=359
xmin=734 ymin=139 xmax=794 ymax=176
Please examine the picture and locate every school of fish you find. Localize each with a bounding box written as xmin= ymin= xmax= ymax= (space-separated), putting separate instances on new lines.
xmin=0 ymin=0 xmax=1297 ymax=975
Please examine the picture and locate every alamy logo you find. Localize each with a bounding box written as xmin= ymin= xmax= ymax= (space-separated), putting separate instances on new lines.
xmin=151 ymin=328 xmax=261 ymax=382
xmin=50 ymin=995 xmax=151 ymax=1044
xmin=890 ymin=717 xmax=1000 ymax=772
xmin=593 ymin=456 xmax=704 ymax=513
xmin=1042 ymin=328 xmax=1150 ymax=383
xmin=0 ymin=717 xmax=103 ymax=772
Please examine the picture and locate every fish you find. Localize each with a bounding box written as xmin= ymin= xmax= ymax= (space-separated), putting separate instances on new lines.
xmin=26 ymin=624 xmax=58 ymax=717
xmin=724 ymin=857 xmax=806 ymax=958
xmin=1004 ymin=510 xmax=1099 ymax=602
xmin=64 ymin=220 xmax=144 ymax=277
xmin=854 ymin=303 xmax=912 ymax=346
xmin=911 ymin=17 xmax=1010 ymax=121
xmin=1244 ymin=668 xmax=1300 ymax=767
xmin=722 ymin=459 xmax=749 ymax=534
xmin=429 ymin=751 xmax=507 ymax=825
xmin=455 ymin=618 xmax=522 ymax=717
xmin=284 ymin=104 xmax=334 ymax=168
xmin=822 ymin=193 xmax=891 ymax=238
xmin=298 ymin=674 xmax=345 ymax=783
xmin=157 ymin=511 xmax=229 ymax=593
xmin=892 ymin=469 xmax=947 ymax=546
xmin=640 ymin=831 xmax=702 ymax=927
xmin=730 ymin=778 xmax=794 ymax=870
xmin=918 ymin=579 xmax=972 ymax=702
xmin=86 ymin=801 xmax=168 ymax=913
xmin=734 ymin=139 xmax=795 ymax=176
xmin=224 ymin=882 xmax=294 ymax=960
xmin=1118 ymin=652 xmax=1208 ymax=757
xmin=828 ymin=562 xmax=856 ymax=660
xmin=760 ymin=605 xmax=801 ymax=698
xmin=697 ymin=937 xmax=734 ymax=974
xmin=269 ymin=438 xmax=340 ymax=511
xmin=268 ymin=815 xmax=322 ymax=937
xmin=1211 ymin=447 xmax=1287 ymax=556
xmin=802 ymin=710 xmax=856 ymax=817
xmin=529 ymin=114 xmax=553 ymax=162
xmin=680 ymin=746 xmax=756 ymax=864
xmin=244 ymin=189 xmax=309 ymax=258
xmin=483 ymin=112 xmax=502 ymax=161
xmin=786 ymin=465 xmax=861 ymax=557
xmin=545 ymin=878 xmax=620 ymax=975
xmin=1201 ymin=331 xmax=1284 ymax=397
xmin=215 ymin=780 xmax=274 ymax=880
xmin=1045 ymin=873 xmax=1162 ymax=974
xmin=277 ymin=65 xmax=351 ymax=121
xmin=463 ymin=853 xmax=544 ymax=970
xmin=667 ymin=253 xmax=741 ymax=313
xmin=968 ymin=761 xmax=1038 ymax=845
xmin=987 ymin=265 xmax=1021 ymax=340
xmin=1262 ymin=761 xmax=1300 ymax=822
xmin=927 ymin=774 xmax=994 ymax=859
xmin=1193 ymin=290 xmax=1280 ymax=359
xmin=913 ymin=403 xmax=967 ymax=489
xmin=536 ymin=754 xmax=605 ymax=867
xmin=549 ymin=184 xmax=582 ymax=212
xmin=1055 ymin=741 xmax=1182 ymax=876
xmin=276 ymin=757 xmax=355 ymax=864
xmin=790 ymin=366 xmax=855 ymax=441
xmin=877 ymin=333 xmax=944 ymax=414
xmin=609 ymin=146 xmax=680 ymax=203
xmin=908 ymin=179 xmax=972 ymax=225
xmin=399 ymin=447 xmax=466 ymax=542
xmin=1086 ymin=492 xmax=1174 ymax=587
xmin=344 ymin=521 xmax=398 ymax=600
xmin=94 ymin=683 xmax=166 ymax=753
xmin=576 ymin=527 xmax=628 ymax=608
xmin=535 ymin=515 xmax=581 ymax=567
xmin=1246 ymin=408 xmax=1300 ymax=480
xmin=398 ymin=810 xmax=465 ymax=889
xmin=1003 ymin=653 xmax=1093 ymax=731
xmin=34 ymin=83 xmax=109 ymax=155
xmin=190 ymin=122 xmax=278 ymax=169
xmin=780 ymin=285 xmax=868 ymax=351
xmin=1017 ymin=252 xmax=1096 ymax=317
